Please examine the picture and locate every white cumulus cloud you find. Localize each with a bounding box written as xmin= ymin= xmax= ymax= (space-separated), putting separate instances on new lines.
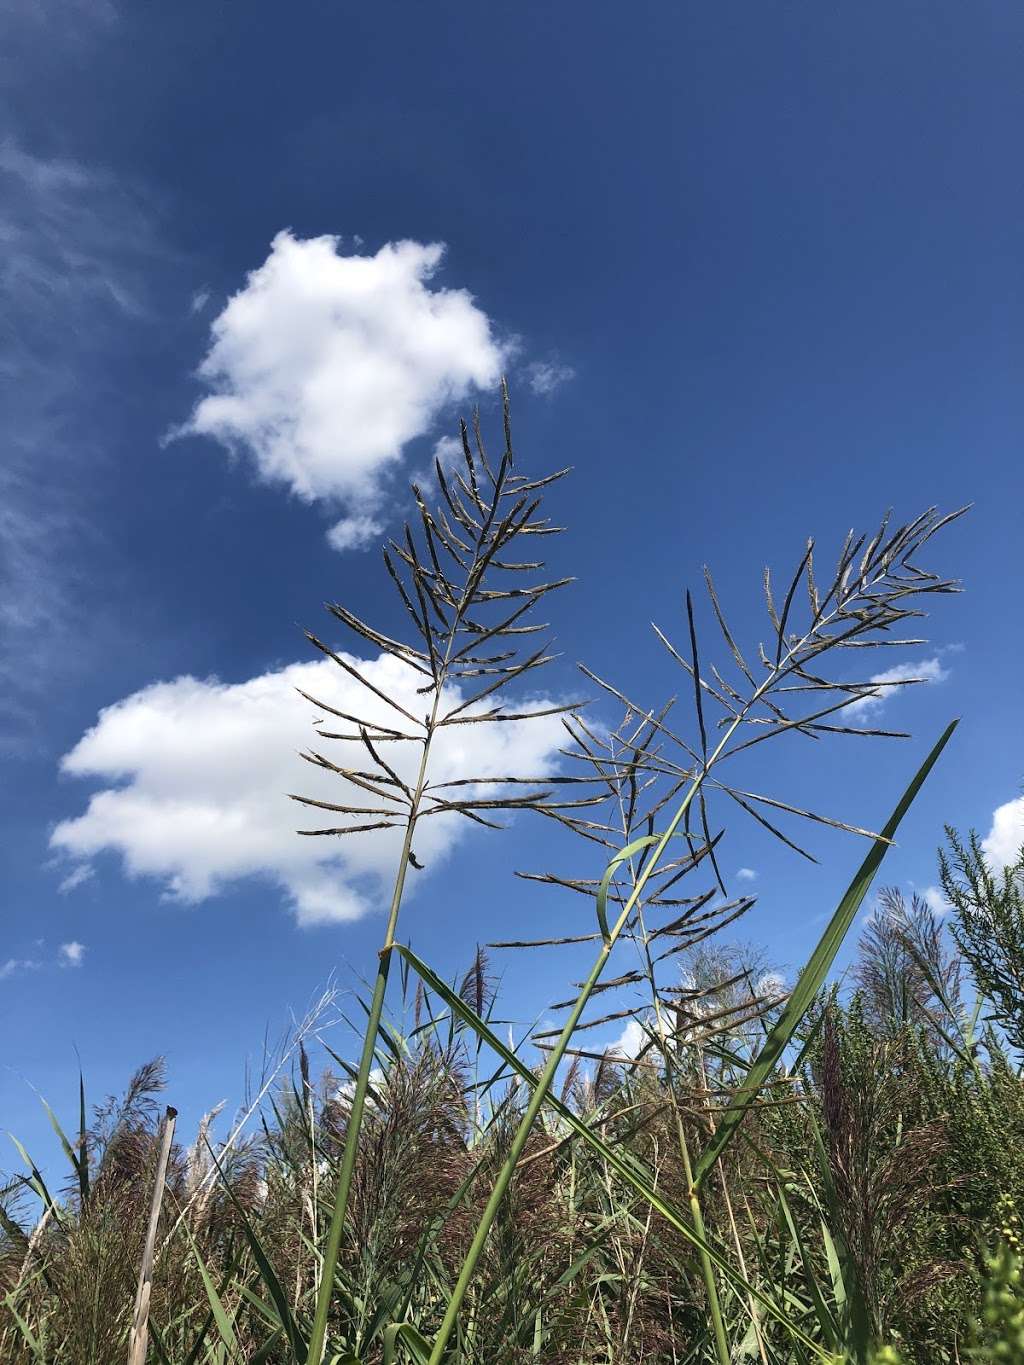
xmin=608 ymin=1017 xmax=648 ymax=1059
xmin=845 ymin=656 xmax=950 ymax=716
xmin=983 ymin=796 xmax=1024 ymax=871
xmin=51 ymin=653 xmax=565 ymax=927
xmin=175 ymin=232 xmax=508 ymax=547
xmin=59 ymin=941 xmax=85 ymax=967
xmin=325 ymin=514 xmax=385 ymax=553
xmin=919 ymin=884 xmax=951 ymax=916
xmin=736 ymin=867 xmax=758 ymax=882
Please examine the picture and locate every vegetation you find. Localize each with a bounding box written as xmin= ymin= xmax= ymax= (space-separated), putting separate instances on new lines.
xmin=4 ymin=389 xmax=1021 ymax=1362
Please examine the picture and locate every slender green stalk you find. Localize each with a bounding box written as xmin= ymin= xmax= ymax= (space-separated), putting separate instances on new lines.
xmin=628 ymin=864 xmax=732 ymax=1365
xmin=306 ymin=389 xmax=575 ymax=1359
xmin=677 ymin=1111 xmax=731 ymax=1365
xmin=306 ymin=720 xmax=437 ymax=1363
xmin=426 ymin=721 xmax=736 ymax=1363
xmin=427 ymin=537 xmax=961 ymax=1359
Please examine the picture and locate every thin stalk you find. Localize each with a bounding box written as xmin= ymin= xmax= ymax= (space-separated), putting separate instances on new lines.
xmin=128 ymin=1106 xmax=178 ymax=1365
xmin=652 ymin=1003 xmax=731 ymax=1365
xmin=700 ymin=1050 xmax=770 ymax=1365
xmin=425 ymin=549 xmax=949 ymax=1359
xmin=631 ymin=880 xmax=731 ymax=1365
xmin=306 ymin=711 xmax=438 ymax=1363
xmin=677 ymin=1119 xmax=731 ymax=1365
xmin=426 ymin=718 xmax=739 ymax=1364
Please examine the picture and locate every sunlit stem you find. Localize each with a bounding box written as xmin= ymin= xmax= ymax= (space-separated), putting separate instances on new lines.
xmin=306 ymin=704 xmax=438 ymax=1364
xmin=426 ymin=714 xmax=744 ymax=1364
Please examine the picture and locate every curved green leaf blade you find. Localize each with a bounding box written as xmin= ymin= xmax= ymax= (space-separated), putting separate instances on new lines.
xmin=692 ymin=719 xmax=957 ymax=1190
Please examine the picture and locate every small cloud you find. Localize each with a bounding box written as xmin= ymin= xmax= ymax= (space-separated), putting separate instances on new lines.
xmin=756 ymin=971 xmax=787 ymax=1002
xmin=608 ymin=1017 xmax=648 ymax=1059
xmin=736 ymin=867 xmax=758 ymax=883
xmin=526 ymin=359 xmax=575 ymax=396
xmin=0 ymin=957 xmax=41 ymax=980
xmin=432 ymin=434 xmax=463 ymax=469
xmin=982 ymin=796 xmax=1024 ymax=872
xmin=325 ymin=514 xmax=384 ymax=553
xmin=846 ymin=656 xmax=950 ymax=716
xmin=58 ymin=940 xmax=86 ymax=967
xmin=190 ymin=288 xmax=211 ymax=314
xmin=58 ymin=863 xmax=94 ymax=894
xmin=919 ymin=884 xmax=951 ymax=917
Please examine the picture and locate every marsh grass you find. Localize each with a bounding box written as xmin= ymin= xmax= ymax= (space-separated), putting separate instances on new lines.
xmin=6 ymin=388 xmax=1013 ymax=1364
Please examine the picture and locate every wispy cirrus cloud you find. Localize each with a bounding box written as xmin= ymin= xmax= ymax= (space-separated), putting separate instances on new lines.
xmin=0 ymin=957 xmax=41 ymax=981
xmin=0 ymin=141 xmax=170 ymax=749
xmin=526 ymin=358 xmax=575 ymax=396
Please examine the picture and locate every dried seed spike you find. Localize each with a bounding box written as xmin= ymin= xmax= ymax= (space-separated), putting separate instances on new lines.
xmin=434 ymin=459 xmax=478 ymax=535
xmin=774 ymin=539 xmax=813 ymax=666
xmin=860 ymin=508 xmax=893 ymax=579
xmin=685 ymin=589 xmax=708 ymax=761
xmin=510 ymin=467 xmax=572 ymax=494
xmin=804 ymin=539 xmax=820 ymax=620
xmin=324 ymin=603 xmax=431 ymax=670
xmin=501 ymin=375 xmax=513 ymax=465
xmin=721 ymin=790 xmax=818 ymax=863
xmin=459 ymin=417 xmax=484 ymax=512
xmin=435 ymin=506 xmax=472 ymax=558
xmin=441 ymin=643 xmax=559 ymax=722
xmin=763 ymin=565 xmax=781 ymax=636
xmin=382 ymin=546 xmax=428 ymax=640
xmin=294 ymin=688 xmax=408 ymax=738
xmin=297 ymin=820 xmax=403 ymax=836
xmin=288 ymin=794 xmax=401 ymax=818
xmin=358 ymin=728 xmax=413 ymax=799
xmin=473 ymin=403 xmax=498 ymax=486
xmin=304 ymin=633 xmax=420 ymax=725
xmin=704 ymin=565 xmax=755 ymax=684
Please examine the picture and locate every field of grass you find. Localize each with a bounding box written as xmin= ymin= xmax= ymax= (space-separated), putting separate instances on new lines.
xmin=4 ymin=396 xmax=1022 ymax=1363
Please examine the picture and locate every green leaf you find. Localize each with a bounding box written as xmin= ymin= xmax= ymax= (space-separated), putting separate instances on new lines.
xmin=180 ymin=1220 xmax=241 ymax=1359
xmin=202 ymin=1137 xmax=309 ymax=1362
xmin=692 ymin=720 xmax=957 ymax=1190
xmin=383 ymin=1322 xmax=433 ymax=1365
xmin=596 ymin=835 xmax=660 ymax=942
xmin=395 ymin=943 xmax=830 ymax=1359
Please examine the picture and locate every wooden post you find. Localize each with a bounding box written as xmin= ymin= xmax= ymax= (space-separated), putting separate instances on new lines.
xmin=127 ymin=1105 xmax=177 ymax=1365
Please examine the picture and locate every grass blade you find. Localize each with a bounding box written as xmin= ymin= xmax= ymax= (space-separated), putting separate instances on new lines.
xmin=692 ymin=719 xmax=957 ymax=1189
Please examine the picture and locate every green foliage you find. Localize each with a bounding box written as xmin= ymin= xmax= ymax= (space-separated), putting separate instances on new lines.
xmin=1 ymin=394 xmax=987 ymax=1363
xmin=942 ymin=828 xmax=1024 ymax=1053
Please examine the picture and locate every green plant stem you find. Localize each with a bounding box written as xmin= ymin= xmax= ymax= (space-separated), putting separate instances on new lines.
xmin=307 ymin=718 xmax=437 ymax=1365
xmin=427 ymin=702 xmax=955 ymax=1358
xmin=426 ymin=718 xmax=739 ymax=1365
xmin=633 ymin=887 xmax=732 ymax=1365
xmin=678 ymin=1121 xmax=731 ymax=1365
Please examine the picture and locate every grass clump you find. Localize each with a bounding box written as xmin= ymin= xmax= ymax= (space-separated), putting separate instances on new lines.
xmin=8 ymin=386 xmax=1020 ymax=1363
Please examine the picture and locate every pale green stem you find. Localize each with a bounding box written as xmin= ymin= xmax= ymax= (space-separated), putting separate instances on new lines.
xmin=426 ymin=564 xmax=899 ymax=1360
xmin=306 ymin=715 xmax=437 ymax=1364
xmin=645 ymin=959 xmax=731 ymax=1365
xmin=426 ymin=715 xmax=743 ymax=1364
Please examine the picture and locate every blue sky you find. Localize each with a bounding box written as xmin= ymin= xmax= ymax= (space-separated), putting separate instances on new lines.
xmin=2 ymin=1 xmax=1022 ymax=1175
